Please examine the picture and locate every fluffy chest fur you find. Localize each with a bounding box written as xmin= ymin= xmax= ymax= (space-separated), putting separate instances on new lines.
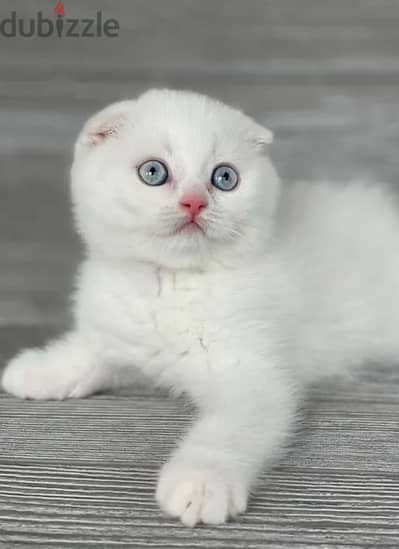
xmin=77 ymin=260 xmax=235 ymax=392
xmin=154 ymin=268 xmax=209 ymax=345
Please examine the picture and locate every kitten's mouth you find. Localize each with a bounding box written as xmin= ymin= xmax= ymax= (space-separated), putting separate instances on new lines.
xmin=174 ymin=219 xmax=205 ymax=236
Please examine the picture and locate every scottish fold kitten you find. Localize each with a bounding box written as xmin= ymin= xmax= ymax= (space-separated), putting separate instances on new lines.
xmin=3 ymin=89 xmax=399 ymax=527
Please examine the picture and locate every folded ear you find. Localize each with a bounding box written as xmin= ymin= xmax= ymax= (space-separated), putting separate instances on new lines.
xmin=252 ymin=124 xmax=274 ymax=151
xmin=76 ymin=100 xmax=134 ymax=150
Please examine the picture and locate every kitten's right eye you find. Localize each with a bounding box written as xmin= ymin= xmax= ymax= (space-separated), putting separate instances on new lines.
xmin=137 ymin=160 xmax=169 ymax=186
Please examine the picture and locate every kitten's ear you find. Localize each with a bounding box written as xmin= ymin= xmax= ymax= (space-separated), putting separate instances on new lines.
xmin=251 ymin=124 xmax=274 ymax=152
xmin=76 ymin=100 xmax=134 ymax=150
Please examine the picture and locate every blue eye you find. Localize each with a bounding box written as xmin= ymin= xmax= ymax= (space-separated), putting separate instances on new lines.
xmin=211 ymin=164 xmax=239 ymax=191
xmin=138 ymin=159 xmax=169 ymax=186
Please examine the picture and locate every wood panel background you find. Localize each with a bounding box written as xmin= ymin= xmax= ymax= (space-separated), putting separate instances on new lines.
xmin=0 ymin=1 xmax=398 ymax=546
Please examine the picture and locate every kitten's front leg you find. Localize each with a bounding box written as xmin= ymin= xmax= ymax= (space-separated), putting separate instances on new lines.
xmin=156 ymin=355 xmax=298 ymax=526
xmin=1 ymin=331 xmax=117 ymax=400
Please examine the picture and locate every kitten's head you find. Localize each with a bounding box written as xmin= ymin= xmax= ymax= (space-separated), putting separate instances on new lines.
xmin=71 ymin=89 xmax=280 ymax=269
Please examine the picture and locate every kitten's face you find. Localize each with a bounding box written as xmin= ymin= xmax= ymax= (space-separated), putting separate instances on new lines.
xmin=71 ymin=89 xmax=280 ymax=269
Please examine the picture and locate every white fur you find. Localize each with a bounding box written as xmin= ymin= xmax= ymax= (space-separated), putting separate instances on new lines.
xmin=3 ymin=89 xmax=399 ymax=526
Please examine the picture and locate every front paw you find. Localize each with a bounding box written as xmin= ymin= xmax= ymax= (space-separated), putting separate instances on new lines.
xmin=156 ymin=459 xmax=248 ymax=527
xmin=2 ymin=348 xmax=70 ymax=400
xmin=1 ymin=336 xmax=97 ymax=401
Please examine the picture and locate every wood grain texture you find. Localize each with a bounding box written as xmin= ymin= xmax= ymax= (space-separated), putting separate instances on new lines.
xmin=1 ymin=341 xmax=399 ymax=547
xmin=1 ymin=365 xmax=399 ymax=548
xmin=1 ymin=0 xmax=399 ymax=546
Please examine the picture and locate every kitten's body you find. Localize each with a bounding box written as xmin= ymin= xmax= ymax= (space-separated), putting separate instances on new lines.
xmin=277 ymin=180 xmax=399 ymax=379
xmin=3 ymin=89 xmax=399 ymax=526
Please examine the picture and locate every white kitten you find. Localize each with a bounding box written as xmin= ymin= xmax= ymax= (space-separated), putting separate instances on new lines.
xmin=3 ymin=89 xmax=399 ymax=527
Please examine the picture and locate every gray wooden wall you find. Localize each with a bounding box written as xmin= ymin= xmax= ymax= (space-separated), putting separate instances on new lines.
xmin=1 ymin=1 xmax=399 ymax=547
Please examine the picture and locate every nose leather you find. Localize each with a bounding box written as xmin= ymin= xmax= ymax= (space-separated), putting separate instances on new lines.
xmin=179 ymin=194 xmax=208 ymax=217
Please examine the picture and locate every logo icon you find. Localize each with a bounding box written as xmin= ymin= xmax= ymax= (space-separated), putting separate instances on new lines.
xmin=53 ymin=2 xmax=65 ymax=17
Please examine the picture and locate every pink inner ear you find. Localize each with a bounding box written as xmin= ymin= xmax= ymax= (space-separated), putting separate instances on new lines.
xmin=80 ymin=103 xmax=130 ymax=150
xmin=88 ymin=126 xmax=115 ymax=147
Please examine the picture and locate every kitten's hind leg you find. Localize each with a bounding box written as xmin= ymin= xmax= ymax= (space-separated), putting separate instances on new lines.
xmin=1 ymin=331 xmax=115 ymax=400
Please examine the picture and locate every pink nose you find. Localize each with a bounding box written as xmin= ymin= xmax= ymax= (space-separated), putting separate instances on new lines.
xmin=179 ymin=194 xmax=208 ymax=218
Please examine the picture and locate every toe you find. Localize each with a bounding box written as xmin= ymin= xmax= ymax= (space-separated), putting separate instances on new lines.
xmin=181 ymin=489 xmax=202 ymax=527
xmin=156 ymin=462 xmax=248 ymax=527
xmin=161 ymin=481 xmax=194 ymax=517
xmin=229 ymin=482 xmax=248 ymax=517
xmin=200 ymin=482 xmax=229 ymax=525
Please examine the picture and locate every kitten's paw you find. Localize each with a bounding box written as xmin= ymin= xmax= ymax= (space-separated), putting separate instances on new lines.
xmin=156 ymin=460 xmax=248 ymax=527
xmin=2 ymin=342 xmax=95 ymax=400
xmin=2 ymin=348 xmax=72 ymax=400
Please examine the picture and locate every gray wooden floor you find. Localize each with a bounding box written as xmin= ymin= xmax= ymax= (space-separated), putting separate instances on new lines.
xmin=1 ymin=1 xmax=399 ymax=546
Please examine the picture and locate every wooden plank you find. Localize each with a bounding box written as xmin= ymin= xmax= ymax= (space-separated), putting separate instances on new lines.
xmin=1 ymin=364 xmax=399 ymax=547
xmin=1 ymin=329 xmax=398 ymax=546
xmin=0 ymin=464 xmax=398 ymax=548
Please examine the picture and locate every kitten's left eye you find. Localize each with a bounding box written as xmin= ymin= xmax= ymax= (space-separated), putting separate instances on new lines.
xmin=211 ymin=164 xmax=239 ymax=191
xmin=137 ymin=159 xmax=169 ymax=186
